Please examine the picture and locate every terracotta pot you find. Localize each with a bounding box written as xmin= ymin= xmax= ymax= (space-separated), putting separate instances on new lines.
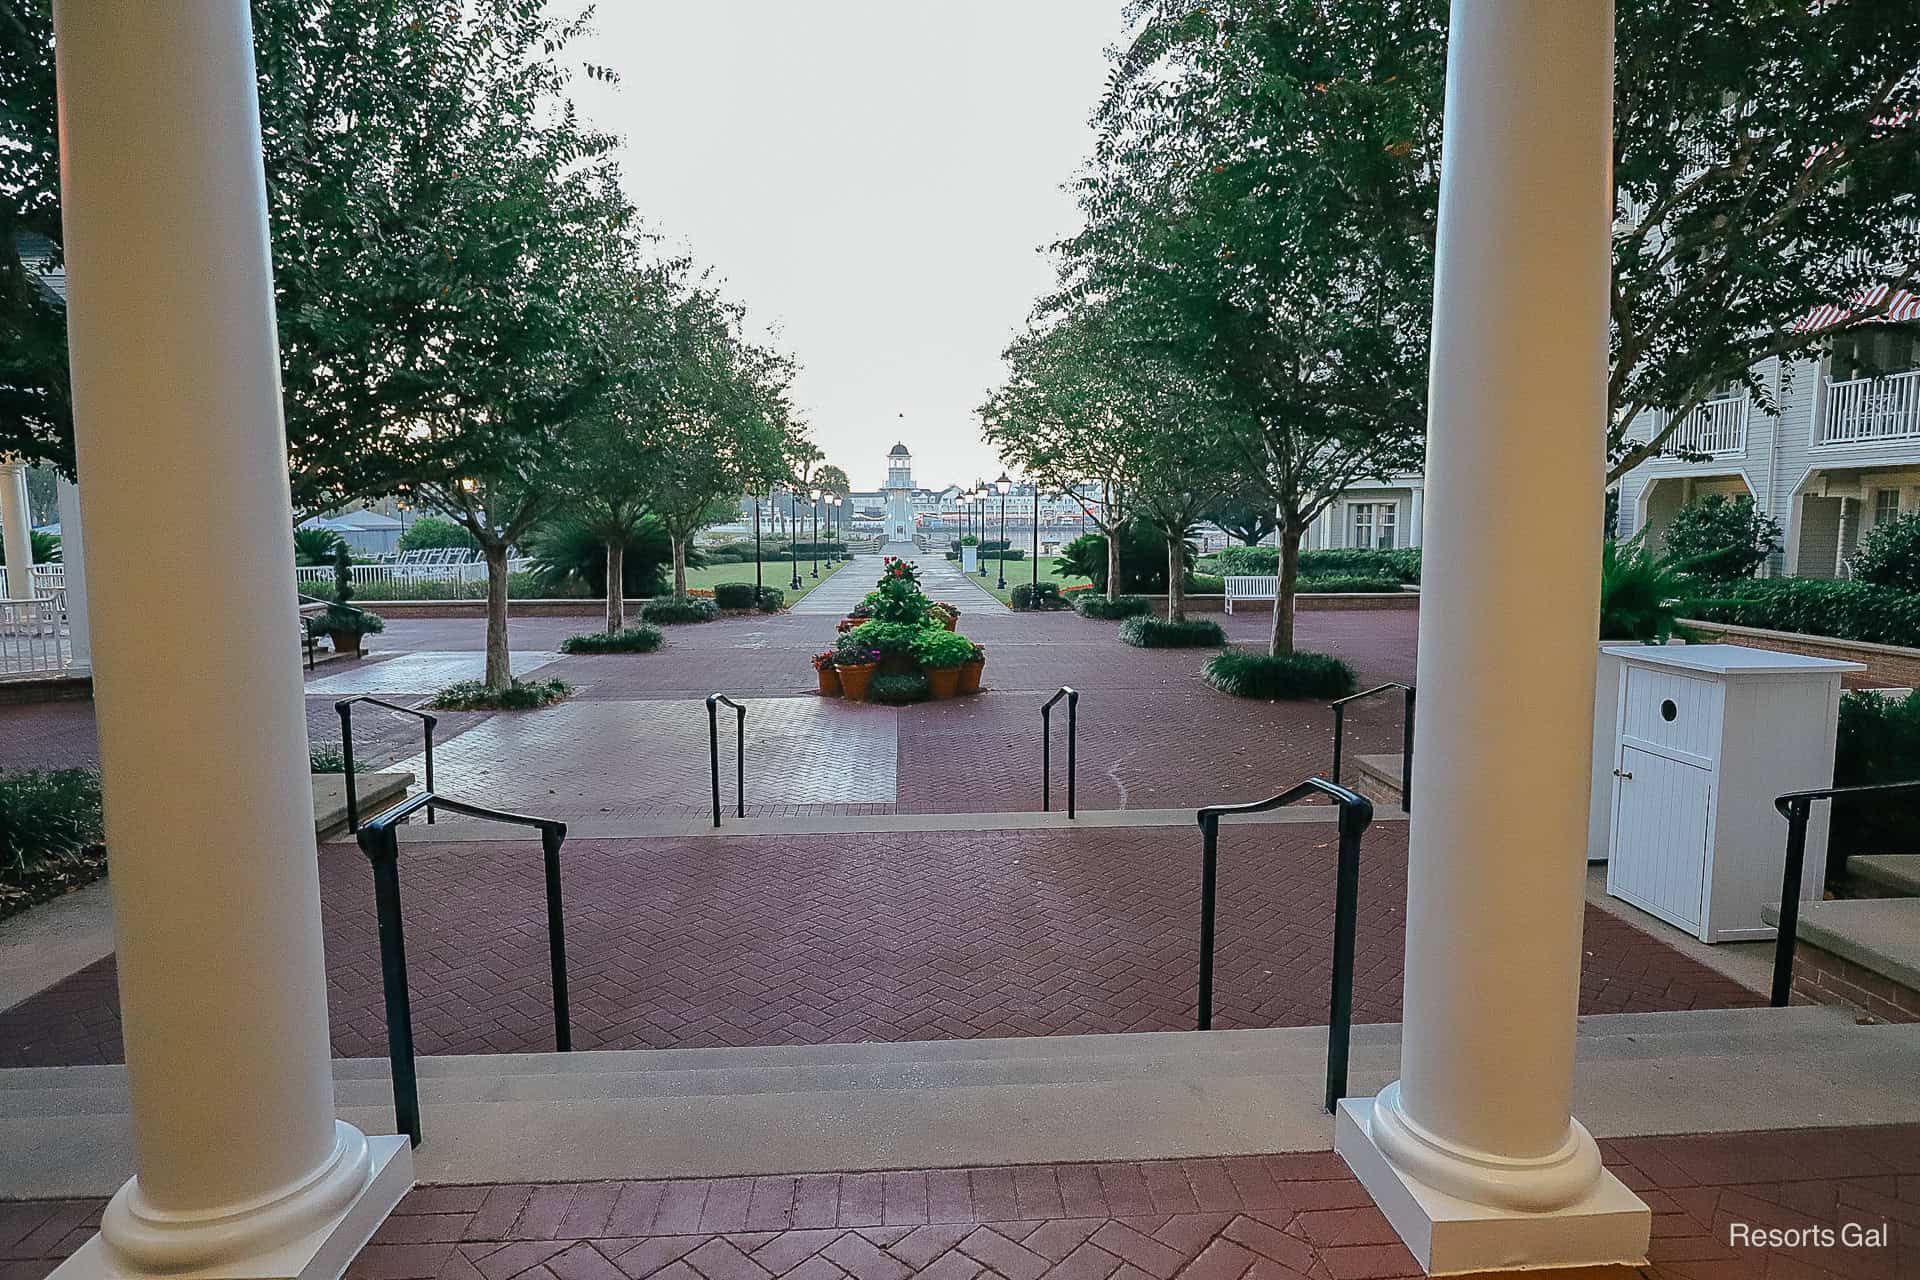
xmin=927 ymin=666 xmax=961 ymax=699
xmin=837 ymin=662 xmax=877 ymax=701
xmin=817 ymin=666 xmax=842 ymax=697
xmin=940 ymin=614 xmax=958 ymax=632
xmin=836 ymin=618 xmax=861 ymax=634
xmin=958 ymin=657 xmax=984 ymax=695
xmin=326 ymin=630 xmax=364 ymax=657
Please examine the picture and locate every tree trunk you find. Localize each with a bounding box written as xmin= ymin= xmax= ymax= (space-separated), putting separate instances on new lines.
xmin=483 ymin=541 xmax=511 ymax=690
xmin=672 ymin=534 xmax=688 ymax=596
xmin=1104 ymin=528 xmax=1122 ymax=602
xmin=1270 ymin=522 xmax=1302 ymax=658
xmin=604 ymin=537 xmax=624 ymax=634
xmin=1165 ymin=529 xmax=1185 ymax=621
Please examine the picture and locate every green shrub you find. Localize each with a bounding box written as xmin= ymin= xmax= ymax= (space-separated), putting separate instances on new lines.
xmin=308 ymin=743 xmax=371 ymax=772
xmin=845 ymin=620 xmax=930 ymax=658
xmin=0 ymin=768 xmax=107 ymax=920
xmin=397 ymin=515 xmax=479 ymax=554
xmin=1010 ymin=581 xmax=1066 ymax=611
xmin=713 ymin=582 xmax=758 ymax=609
xmin=1849 ymin=512 xmax=1920 ymax=593
xmin=1119 ymin=615 xmax=1227 ymax=648
xmin=912 ymin=628 xmax=976 ymax=669
xmin=1059 ymin=520 xmax=1188 ymax=592
xmin=862 ymin=576 xmax=934 ymax=624
xmin=753 ymin=585 xmax=785 ymax=612
xmin=868 ymin=672 xmax=931 ymax=704
xmin=1211 ymin=545 xmax=1278 ymax=575
xmin=425 ymin=677 xmax=572 ymax=710
xmin=293 ymin=526 xmax=347 ymax=566
xmin=641 ymin=595 xmax=718 ymax=625
xmin=787 ymin=542 xmax=849 ymax=556
xmin=1298 ymin=575 xmax=1405 ymax=594
xmin=1683 ymin=578 xmax=1920 ymax=648
xmin=984 ymin=547 xmax=1026 ymax=561
xmin=1600 ymin=537 xmax=1691 ymax=643
xmin=1075 ymin=593 xmax=1153 ymax=620
xmin=1203 ymin=650 xmax=1356 ymax=699
xmin=1185 ymin=572 xmax=1225 ymax=595
xmin=1298 ymin=548 xmax=1422 ymax=583
xmin=1830 ymin=690 xmax=1920 ymax=888
xmin=560 ymin=625 xmax=663 ymax=654
xmin=1664 ymin=494 xmax=1780 ymax=579
xmin=526 ymin=515 xmax=683 ymax=599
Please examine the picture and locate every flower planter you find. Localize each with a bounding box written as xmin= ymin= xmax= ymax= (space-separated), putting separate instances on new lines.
xmin=837 ymin=662 xmax=877 ymax=701
xmin=325 ymin=630 xmax=366 ymax=658
xmin=927 ymin=666 xmax=961 ymax=699
xmin=958 ymin=658 xmax=984 ymax=695
xmin=817 ymin=666 xmax=843 ymax=697
xmin=939 ymin=614 xmax=958 ymax=632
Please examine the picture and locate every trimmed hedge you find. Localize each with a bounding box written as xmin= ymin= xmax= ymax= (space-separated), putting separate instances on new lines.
xmin=869 ymin=672 xmax=931 ymax=704
xmin=1119 ymin=615 xmax=1227 ymax=648
xmin=1 ymin=767 xmax=107 ymax=923
xmin=425 ymin=677 xmax=572 ymax=710
xmin=1185 ymin=572 xmax=1226 ymax=595
xmin=712 ymin=582 xmax=787 ymax=611
xmin=1011 ymin=581 xmax=1067 ymax=611
xmin=1205 ymin=546 xmax=1423 ymax=583
xmin=1684 ymin=578 xmax=1920 ymax=648
xmin=560 ymin=625 xmax=664 ymax=654
xmin=1075 ymin=594 xmax=1153 ymax=620
xmin=1831 ymin=690 xmax=1920 ymax=887
xmin=1203 ymin=650 xmax=1357 ymax=699
xmin=641 ymin=595 xmax=719 ymax=624
xmin=1298 ymin=575 xmax=1405 ymax=594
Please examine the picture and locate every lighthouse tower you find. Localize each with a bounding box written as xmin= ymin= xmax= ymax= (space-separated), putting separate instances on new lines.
xmin=884 ymin=442 xmax=915 ymax=543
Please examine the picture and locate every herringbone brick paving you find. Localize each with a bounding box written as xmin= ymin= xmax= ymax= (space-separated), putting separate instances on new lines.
xmin=6 ymin=1125 xmax=1916 ymax=1279
xmin=0 ymin=823 xmax=1760 ymax=1066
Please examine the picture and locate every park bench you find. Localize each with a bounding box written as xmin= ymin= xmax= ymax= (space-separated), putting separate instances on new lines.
xmin=1223 ymin=575 xmax=1277 ymax=613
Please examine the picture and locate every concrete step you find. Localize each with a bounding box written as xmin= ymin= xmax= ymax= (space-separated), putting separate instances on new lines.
xmin=1850 ymin=853 xmax=1920 ymax=897
xmin=5 ymin=1005 xmax=1915 ymax=1196
xmin=1351 ymin=755 xmax=1406 ymax=809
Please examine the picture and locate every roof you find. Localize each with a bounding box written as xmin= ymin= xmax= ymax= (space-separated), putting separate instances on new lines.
xmin=888 ymin=443 xmax=911 ymax=457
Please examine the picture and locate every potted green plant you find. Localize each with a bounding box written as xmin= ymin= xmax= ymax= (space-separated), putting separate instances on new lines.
xmin=913 ymin=628 xmax=975 ymax=698
xmin=958 ymin=642 xmax=986 ymax=695
xmin=833 ymin=638 xmax=880 ymax=701
xmin=812 ymin=650 xmax=842 ymax=697
xmin=319 ymin=545 xmax=385 ymax=656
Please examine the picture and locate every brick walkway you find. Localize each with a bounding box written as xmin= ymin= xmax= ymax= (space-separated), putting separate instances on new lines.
xmin=5 ymin=1124 xmax=1915 ymax=1279
xmin=0 ymin=824 xmax=1761 ymax=1067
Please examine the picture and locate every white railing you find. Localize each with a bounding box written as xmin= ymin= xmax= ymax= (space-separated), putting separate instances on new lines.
xmin=28 ymin=564 xmax=64 ymax=598
xmin=294 ymin=556 xmax=533 ymax=589
xmin=1820 ymin=369 xmax=1920 ymax=446
xmin=1656 ymin=394 xmax=1748 ymax=458
xmin=0 ymin=591 xmax=70 ymax=678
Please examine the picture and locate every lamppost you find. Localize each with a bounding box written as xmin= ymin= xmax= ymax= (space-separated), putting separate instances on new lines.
xmin=1031 ymin=481 xmax=1042 ymax=590
xmin=754 ymin=487 xmax=764 ymax=599
xmin=994 ymin=472 xmax=1012 ymax=590
xmin=973 ymin=484 xmax=990 ymax=575
xmin=809 ymin=488 xmax=821 ymax=578
xmin=790 ymin=490 xmax=803 ymax=590
xmin=958 ymin=493 xmax=970 ymax=556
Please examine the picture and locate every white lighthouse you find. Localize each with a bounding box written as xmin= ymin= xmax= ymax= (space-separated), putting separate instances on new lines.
xmin=884 ymin=442 xmax=915 ymax=543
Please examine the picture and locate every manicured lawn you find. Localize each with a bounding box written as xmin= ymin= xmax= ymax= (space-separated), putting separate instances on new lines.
xmin=973 ymin=555 xmax=1091 ymax=605
xmin=679 ymin=555 xmax=850 ymax=603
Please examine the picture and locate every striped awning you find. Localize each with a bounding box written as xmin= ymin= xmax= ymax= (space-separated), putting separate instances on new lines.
xmin=1794 ymin=283 xmax=1920 ymax=333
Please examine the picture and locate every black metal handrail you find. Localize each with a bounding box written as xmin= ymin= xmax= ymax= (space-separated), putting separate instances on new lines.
xmin=1770 ymin=779 xmax=1920 ymax=1007
xmin=356 ymin=792 xmax=570 ymax=1146
xmin=1197 ymin=778 xmax=1374 ymax=1114
xmin=336 ymin=696 xmax=437 ymax=833
xmin=706 ymin=693 xmax=746 ymax=827
xmin=1330 ymin=682 xmax=1415 ymax=811
xmin=1041 ymin=686 xmax=1078 ymax=818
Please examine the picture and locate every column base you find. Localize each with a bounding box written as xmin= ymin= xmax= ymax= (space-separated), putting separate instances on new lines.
xmin=50 ymin=1132 xmax=411 ymax=1280
xmin=1336 ymin=1098 xmax=1648 ymax=1275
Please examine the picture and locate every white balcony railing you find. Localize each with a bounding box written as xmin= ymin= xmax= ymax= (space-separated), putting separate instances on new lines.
xmin=28 ymin=564 xmax=64 ymax=598
xmin=293 ymin=557 xmax=532 ymax=590
xmin=1656 ymin=394 xmax=1748 ymax=458
xmin=0 ymin=590 xmax=71 ymax=679
xmin=1820 ymin=369 xmax=1920 ymax=446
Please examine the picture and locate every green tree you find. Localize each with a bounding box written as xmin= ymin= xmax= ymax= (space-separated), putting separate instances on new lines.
xmin=397 ymin=516 xmax=480 ymax=555
xmin=1205 ymin=486 xmax=1278 ymax=547
xmin=0 ymin=0 xmax=70 ymax=473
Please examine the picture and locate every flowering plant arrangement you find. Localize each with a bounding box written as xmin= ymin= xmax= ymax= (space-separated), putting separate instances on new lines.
xmin=880 ymin=556 xmax=923 ymax=587
xmin=811 ymin=650 xmax=838 ymax=672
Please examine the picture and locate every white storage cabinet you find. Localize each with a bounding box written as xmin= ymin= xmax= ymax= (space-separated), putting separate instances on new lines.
xmin=1603 ymin=644 xmax=1863 ymax=942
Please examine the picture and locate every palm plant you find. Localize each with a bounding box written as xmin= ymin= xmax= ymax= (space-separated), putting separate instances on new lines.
xmin=1598 ymin=536 xmax=1693 ymax=643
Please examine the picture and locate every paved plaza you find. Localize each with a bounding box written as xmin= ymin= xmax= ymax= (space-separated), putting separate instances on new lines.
xmin=8 ymin=1125 xmax=1917 ymax=1280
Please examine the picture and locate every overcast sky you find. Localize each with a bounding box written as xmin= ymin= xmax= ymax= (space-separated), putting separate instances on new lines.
xmin=569 ymin=3 xmax=1130 ymax=493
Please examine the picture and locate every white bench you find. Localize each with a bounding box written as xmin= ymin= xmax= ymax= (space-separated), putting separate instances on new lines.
xmin=1223 ymin=575 xmax=1277 ymax=613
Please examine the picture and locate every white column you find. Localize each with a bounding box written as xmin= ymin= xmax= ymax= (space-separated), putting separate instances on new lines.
xmin=1406 ymin=488 xmax=1423 ymax=550
xmin=0 ymin=460 xmax=33 ymax=600
xmin=56 ymin=476 xmax=91 ymax=668
xmin=50 ymin=4 xmax=409 ymax=1280
xmin=1334 ymin=1 xmax=1649 ymax=1272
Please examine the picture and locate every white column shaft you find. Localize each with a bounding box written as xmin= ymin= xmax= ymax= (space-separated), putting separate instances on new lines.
xmin=56 ymin=477 xmax=91 ymax=666
xmin=53 ymin=0 xmax=379 ymax=1268
xmin=1398 ymin=0 xmax=1613 ymax=1167
xmin=1 ymin=462 xmax=33 ymax=600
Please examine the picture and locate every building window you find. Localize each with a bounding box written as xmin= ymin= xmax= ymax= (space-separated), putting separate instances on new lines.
xmin=1830 ymin=329 xmax=1920 ymax=382
xmin=1349 ymin=502 xmax=1397 ymax=549
xmin=1873 ymin=488 xmax=1901 ymax=528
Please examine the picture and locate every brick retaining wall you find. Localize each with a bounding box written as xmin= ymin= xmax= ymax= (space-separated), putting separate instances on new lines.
xmin=1792 ymin=939 xmax=1920 ymax=1024
xmin=1678 ymin=619 xmax=1920 ymax=689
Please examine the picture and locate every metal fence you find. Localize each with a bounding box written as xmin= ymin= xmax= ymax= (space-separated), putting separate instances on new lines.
xmin=0 ymin=590 xmax=71 ymax=678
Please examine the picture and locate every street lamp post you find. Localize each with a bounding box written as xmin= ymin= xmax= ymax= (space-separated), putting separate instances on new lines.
xmin=1031 ymin=484 xmax=1041 ymax=591
xmin=754 ymin=488 xmax=763 ymax=599
xmin=790 ymin=491 xmax=803 ymax=591
xmin=809 ymin=488 xmax=821 ymax=578
xmin=973 ymin=485 xmax=990 ymax=575
xmin=995 ymin=472 xmax=1012 ymax=591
